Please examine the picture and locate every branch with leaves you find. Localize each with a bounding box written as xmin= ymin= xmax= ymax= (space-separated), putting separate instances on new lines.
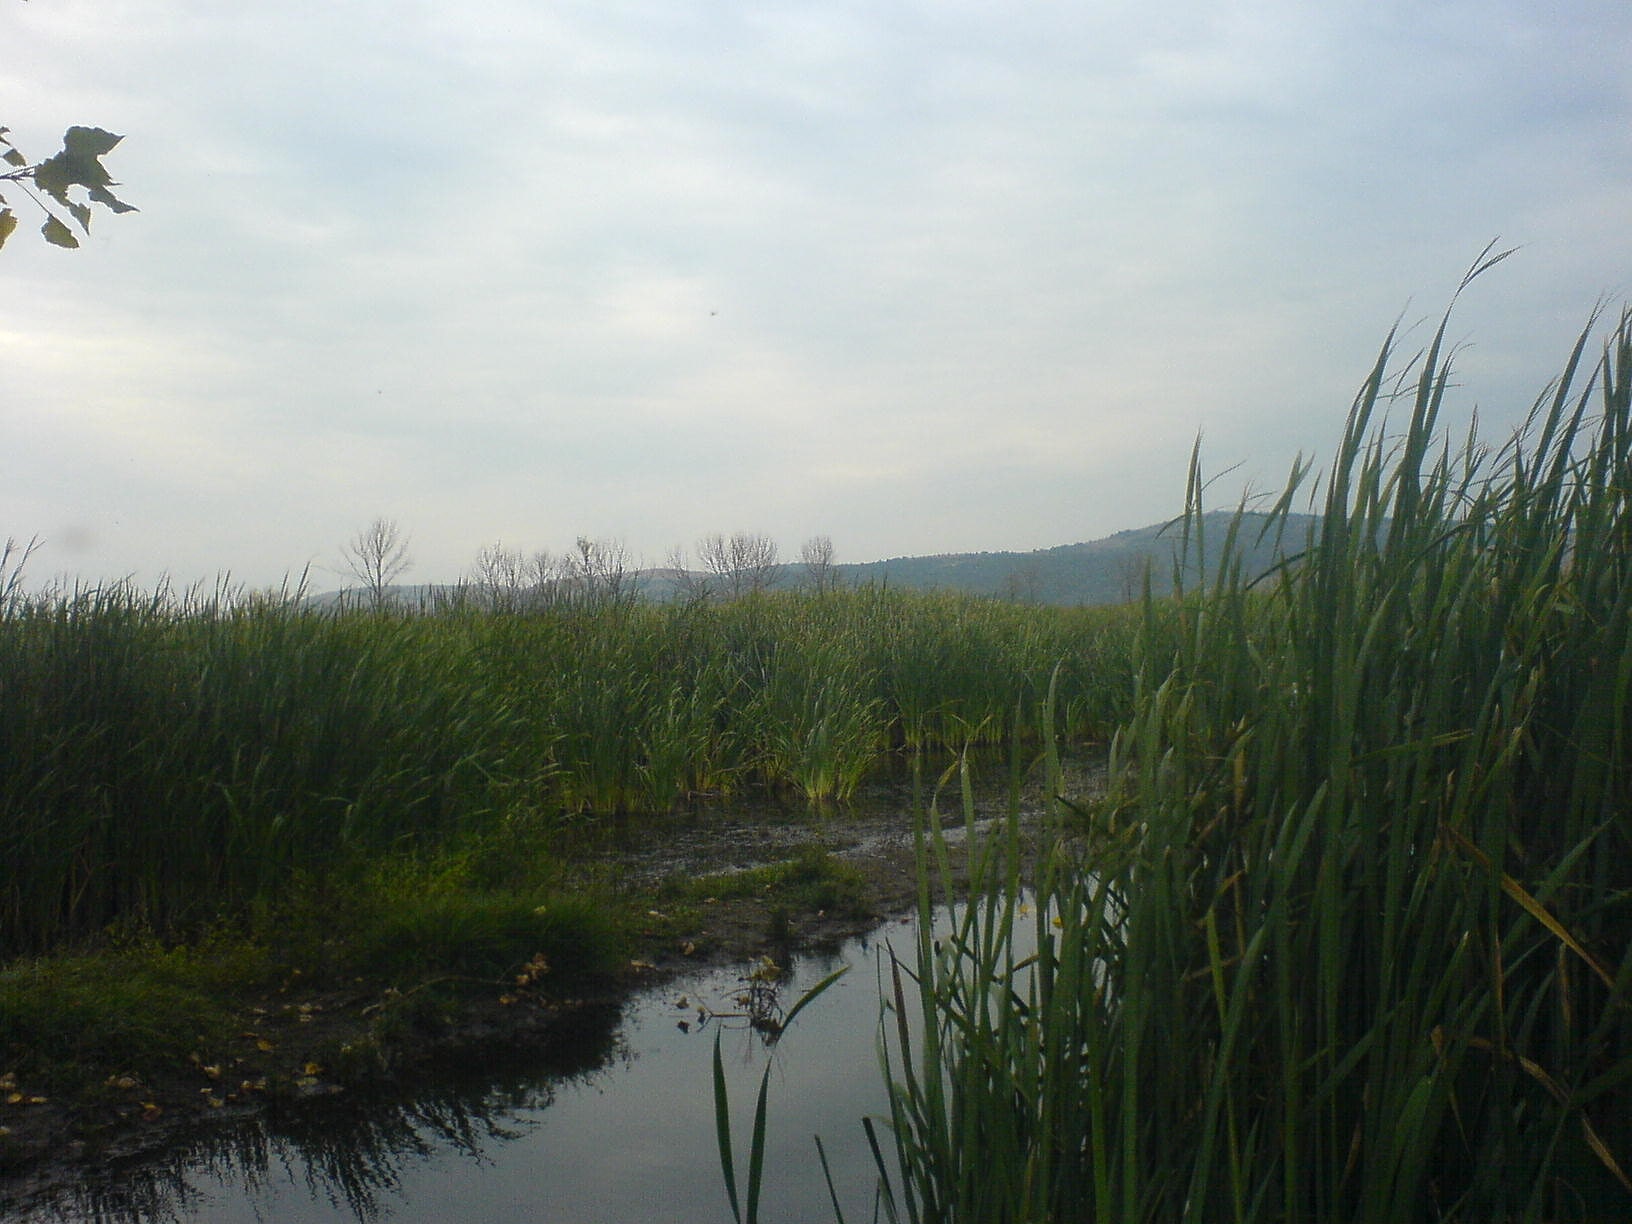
xmin=0 ymin=125 xmax=136 ymax=250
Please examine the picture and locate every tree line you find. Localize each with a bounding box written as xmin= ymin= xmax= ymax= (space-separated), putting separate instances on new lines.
xmin=336 ymin=518 xmax=842 ymax=610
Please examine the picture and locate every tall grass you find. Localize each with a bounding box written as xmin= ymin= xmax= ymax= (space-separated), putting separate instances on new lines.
xmin=0 ymin=576 xmax=1133 ymax=957
xmin=867 ymin=278 xmax=1632 ymax=1220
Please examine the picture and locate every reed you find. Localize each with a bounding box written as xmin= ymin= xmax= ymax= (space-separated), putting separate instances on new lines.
xmin=0 ymin=570 xmax=1131 ymax=957
xmin=864 ymin=275 xmax=1632 ymax=1220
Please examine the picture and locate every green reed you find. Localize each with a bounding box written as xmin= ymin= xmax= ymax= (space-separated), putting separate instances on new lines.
xmin=0 ymin=572 xmax=1130 ymax=957
xmin=865 ymin=275 xmax=1632 ymax=1221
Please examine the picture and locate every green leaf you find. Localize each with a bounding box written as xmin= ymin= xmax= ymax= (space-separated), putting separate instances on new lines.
xmin=63 ymin=127 xmax=124 ymax=160
xmin=713 ymin=1031 xmax=743 ymax=1224
xmin=2 ymin=147 xmax=25 ymax=168
xmin=89 ymin=184 xmax=137 ymax=214
xmin=32 ymin=154 xmax=75 ymax=205
xmin=0 ymin=209 xmax=17 ymax=251
xmin=41 ymin=214 xmax=79 ymax=249
xmin=69 ymin=201 xmax=93 ymax=233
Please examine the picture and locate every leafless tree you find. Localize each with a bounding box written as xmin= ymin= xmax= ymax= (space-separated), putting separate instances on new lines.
xmin=565 ymin=536 xmax=634 ymax=609
xmin=1116 ymin=555 xmax=1151 ymax=604
xmin=799 ymin=534 xmax=839 ymax=594
xmin=340 ymin=517 xmax=412 ymax=610
xmin=464 ymin=543 xmax=567 ymax=612
xmin=665 ymin=544 xmax=714 ymax=604
xmin=1000 ymin=561 xmax=1044 ymax=605
xmin=468 ymin=542 xmax=527 ymax=611
xmin=697 ymin=531 xmax=780 ymax=599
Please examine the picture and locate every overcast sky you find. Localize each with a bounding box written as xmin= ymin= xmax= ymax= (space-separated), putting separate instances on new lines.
xmin=5 ymin=0 xmax=1630 ymax=591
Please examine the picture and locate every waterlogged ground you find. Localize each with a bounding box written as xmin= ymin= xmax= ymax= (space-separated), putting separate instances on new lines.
xmin=2 ymin=757 xmax=1097 ymax=1223
xmin=11 ymin=931 xmax=915 ymax=1223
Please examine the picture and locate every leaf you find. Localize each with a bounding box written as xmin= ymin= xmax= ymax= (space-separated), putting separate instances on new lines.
xmin=32 ymin=154 xmax=75 ymax=205
xmin=0 ymin=209 xmax=16 ymax=251
xmin=33 ymin=128 xmax=123 ymax=206
xmin=713 ymin=1031 xmax=742 ymax=1224
xmin=69 ymin=201 xmax=92 ymax=233
xmin=2 ymin=147 xmax=25 ymax=168
xmin=41 ymin=214 xmax=79 ymax=248
xmin=89 ymin=183 xmax=137 ymax=214
xmin=64 ymin=126 xmax=124 ymax=160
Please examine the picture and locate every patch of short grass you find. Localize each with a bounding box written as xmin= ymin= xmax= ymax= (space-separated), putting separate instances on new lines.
xmin=346 ymin=889 xmax=625 ymax=988
xmin=0 ymin=935 xmax=268 ymax=1094
xmin=668 ymin=846 xmax=869 ymax=918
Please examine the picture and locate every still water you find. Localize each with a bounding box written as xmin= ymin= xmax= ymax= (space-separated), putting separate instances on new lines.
xmin=13 ymin=920 xmax=925 ymax=1224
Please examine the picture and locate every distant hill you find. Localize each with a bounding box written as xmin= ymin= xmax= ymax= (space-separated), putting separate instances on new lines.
xmin=309 ymin=512 xmax=1317 ymax=610
xmin=832 ymin=511 xmax=1317 ymax=605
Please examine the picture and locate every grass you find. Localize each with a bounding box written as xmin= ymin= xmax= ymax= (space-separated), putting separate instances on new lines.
xmin=667 ymin=846 xmax=871 ymax=916
xmin=852 ymin=268 xmax=1632 ymax=1221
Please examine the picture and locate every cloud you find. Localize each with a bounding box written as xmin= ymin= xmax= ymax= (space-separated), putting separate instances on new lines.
xmin=4 ymin=0 xmax=1631 ymax=587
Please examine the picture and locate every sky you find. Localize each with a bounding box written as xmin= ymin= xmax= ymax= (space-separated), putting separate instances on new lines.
xmin=5 ymin=0 xmax=1631 ymax=592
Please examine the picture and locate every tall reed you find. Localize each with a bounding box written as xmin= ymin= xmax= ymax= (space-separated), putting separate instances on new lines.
xmin=868 ymin=274 xmax=1632 ymax=1220
xmin=0 ymin=575 xmax=1133 ymax=956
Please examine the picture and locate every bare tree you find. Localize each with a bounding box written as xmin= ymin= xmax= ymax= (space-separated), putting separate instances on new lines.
xmin=1000 ymin=561 xmax=1044 ymax=605
xmin=799 ymin=534 xmax=839 ymax=594
xmin=665 ymin=543 xmax=714 ymax=604
xmin=464 ymin=543 xmax=566 ymax=612
xmin=468 ymin=542 xmax=526 ymax=612
xmin=340 ymin=517 xmax=412 ymax=610
xmin=565 ymin=536 xmax=634 ymax=609
xmin=697 ymin=531 xmax=780 ymax=599
xmin=524 ymin=549 xmax=562 ymax=608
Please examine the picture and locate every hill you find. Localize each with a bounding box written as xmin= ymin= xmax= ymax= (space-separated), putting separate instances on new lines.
xmin=307 ymin=512 xmax=1314 ymax=610
xmin=830 ymin=511 xmax=1315 ymax=605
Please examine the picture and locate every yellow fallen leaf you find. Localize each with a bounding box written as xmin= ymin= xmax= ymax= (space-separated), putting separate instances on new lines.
xmin=256 ymin=1039 xmax=275 ymax=1053
xmin=303 ymin=1062 xmax=323 ymax=1077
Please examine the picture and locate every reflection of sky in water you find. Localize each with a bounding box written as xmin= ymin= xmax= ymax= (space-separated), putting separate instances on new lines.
xmin=19 ymin=921 xmax=926 ymax=1224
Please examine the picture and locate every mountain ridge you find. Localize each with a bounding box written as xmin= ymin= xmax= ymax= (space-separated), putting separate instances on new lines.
xmin=312 ymin=510 xmax=1317 ymax=609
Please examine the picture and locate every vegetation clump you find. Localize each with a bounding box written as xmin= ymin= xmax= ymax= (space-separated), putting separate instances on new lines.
xmin=863 ymin=277 xmax=1632 ymax=1221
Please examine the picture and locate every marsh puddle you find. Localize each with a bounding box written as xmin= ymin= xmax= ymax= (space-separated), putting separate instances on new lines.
xmin=8 ymin=919 xmax=924 ymax=1223
xmin=8 ymin=760 xmax=1092 ymax=1223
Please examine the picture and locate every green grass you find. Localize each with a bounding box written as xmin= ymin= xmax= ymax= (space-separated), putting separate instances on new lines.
xmin=0 ymin=933 xmax=266 ymax=1094
xmin=667 ymin=846 xmax=870 ymax=916
xmin=854 ymin=270 xmax=1632 ymax=1221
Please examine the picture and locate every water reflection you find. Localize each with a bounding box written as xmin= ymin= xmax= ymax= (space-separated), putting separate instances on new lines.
xmin=6 ymin=1003 xmax=624 ymax=1224
xmin=5 ymin=934 xmax=908 ymax=1224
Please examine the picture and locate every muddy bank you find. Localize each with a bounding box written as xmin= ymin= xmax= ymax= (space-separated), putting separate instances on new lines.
xmin=0 ymin=757 xmax=1100 ymax=1208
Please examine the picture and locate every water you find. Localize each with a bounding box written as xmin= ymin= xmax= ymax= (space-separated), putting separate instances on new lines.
xmin=9 ymin=919 xmax=924 ymax=1224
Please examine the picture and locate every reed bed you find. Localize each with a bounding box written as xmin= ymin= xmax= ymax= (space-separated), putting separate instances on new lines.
xmin=0 ymin=579 xmax=1133 ymax=958
xmin=867 ymin=280 xmax=1632 ymax=1220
